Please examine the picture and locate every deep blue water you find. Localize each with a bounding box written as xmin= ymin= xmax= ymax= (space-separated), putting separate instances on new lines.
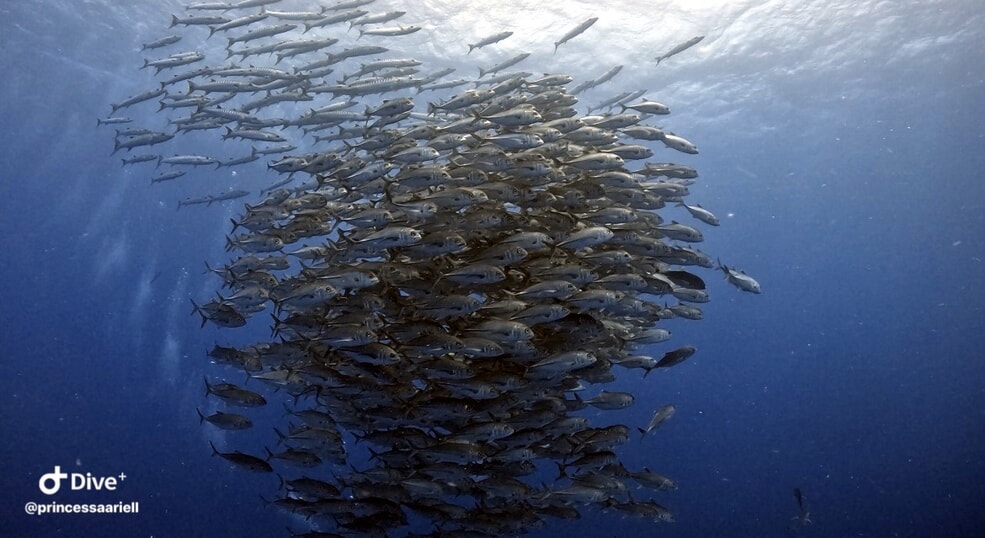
xmin=2 ymin=0 xmax=984 ymax=536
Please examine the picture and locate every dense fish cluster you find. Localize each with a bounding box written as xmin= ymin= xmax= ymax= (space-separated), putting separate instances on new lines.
xmin=103 ymin=0 xmax=760 ymax=535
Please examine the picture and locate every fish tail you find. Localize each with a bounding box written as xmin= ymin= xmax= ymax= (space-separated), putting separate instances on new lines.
xmin=555 ymin=461 xmax=567 ymax=479
xmin=190 ymin=299 xmax=207 ymax=327
xmin=716 ymin=258 xmax=729 ymax=275
xmin=196 ymin=408 xmax=205 ymax=424
xmin=208 ymin=441 xmax=219 ymax=456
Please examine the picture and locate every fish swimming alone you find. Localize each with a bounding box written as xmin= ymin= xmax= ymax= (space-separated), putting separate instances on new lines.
xmin=656 ymin=35 xmax=705 ymax=65
xmin=554 ymin=16 xmax=599 ymax=54
xmin=793 ymin=487 xmax=812 ymax=528
xmin=718 ymin=258 xmax=762 ymax=293
xmin=467 ymin=30 xmax=513 ymax=54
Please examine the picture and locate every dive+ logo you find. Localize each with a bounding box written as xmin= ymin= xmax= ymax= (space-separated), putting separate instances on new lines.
xmin=38 ymin=466 xmax=127 ymax=495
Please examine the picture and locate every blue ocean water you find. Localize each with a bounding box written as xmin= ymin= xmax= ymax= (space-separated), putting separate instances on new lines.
xmin=1 ymin=0 xmax=983 ymax=536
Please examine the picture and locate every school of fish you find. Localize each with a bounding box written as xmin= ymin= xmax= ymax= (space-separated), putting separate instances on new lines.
xmin=103 ymin=0 xmax=761 ymax=535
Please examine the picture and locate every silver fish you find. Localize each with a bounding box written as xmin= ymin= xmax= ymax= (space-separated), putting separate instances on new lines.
xmin=554 ymin=17 xmax=599 ymax=54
